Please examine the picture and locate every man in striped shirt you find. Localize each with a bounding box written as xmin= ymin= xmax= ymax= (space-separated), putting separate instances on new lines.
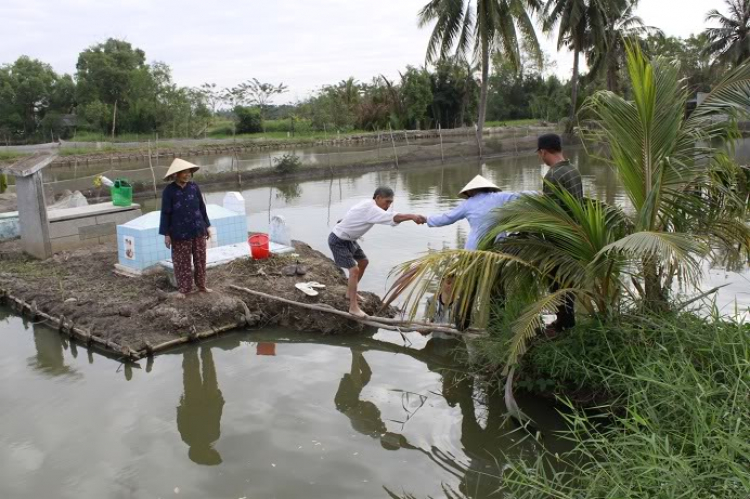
xmin=540 ymin=133 xmax=583 ymax=201
xmin=538 ymin=133 xmax=583 ymax=334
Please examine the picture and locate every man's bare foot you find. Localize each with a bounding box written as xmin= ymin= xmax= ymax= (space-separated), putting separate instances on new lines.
xmin=345 ymin=293 xmax=365 ymax=302
xmin=349 ymin=308 xmax=369 ymax=318
xmin=198 ymin=287 xmax=213 ymax=293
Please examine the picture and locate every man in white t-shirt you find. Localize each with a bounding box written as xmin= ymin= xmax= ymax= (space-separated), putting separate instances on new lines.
xmin=329 ymin=186 xmax=426 ymax=317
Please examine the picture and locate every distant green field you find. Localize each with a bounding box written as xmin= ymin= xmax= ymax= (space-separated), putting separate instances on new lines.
xmin=484 ymin=118 xmax=545 ymax=127
xmin=59 ymin=118 xmax=551 ymax=146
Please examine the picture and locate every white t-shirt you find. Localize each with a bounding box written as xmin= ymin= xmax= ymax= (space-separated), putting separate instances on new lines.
xmin=332 ymin=199 xmax=400 ymax=241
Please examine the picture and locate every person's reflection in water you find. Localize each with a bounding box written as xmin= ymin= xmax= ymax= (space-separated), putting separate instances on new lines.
xmin=335 ymin=348 xmax=419 ymax=451
xmin=28 ymin=324 xmax=76 ymax=377
xmin=335 ymin=348 xmax=387 ymax=438
xmin=177 ymin=346 xmax=225 ymax=466
xmin=423 ymin=336 xmax=512 ymax=498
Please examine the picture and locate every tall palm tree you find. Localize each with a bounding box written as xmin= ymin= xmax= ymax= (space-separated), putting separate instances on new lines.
xmin=586 ymin=0 xmax=661 ymax=93
xmin=418 ymin=0 xmax=542 ymax=142
xmin=704 ymin=0 xmax=750 ymax=68
xmin=385 ymin=45 xmax=750 ymax=371
xmin=542 ymin=0 xmax=613 ymax=130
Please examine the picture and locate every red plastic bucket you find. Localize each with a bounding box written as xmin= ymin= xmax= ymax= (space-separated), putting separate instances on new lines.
xmin=248 ymin=234 xmax=270 ymax=259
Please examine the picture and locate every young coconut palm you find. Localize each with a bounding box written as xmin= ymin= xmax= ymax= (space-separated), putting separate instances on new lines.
xmin=584 ymin=44 xmax=750 ymax=310
xmin=386 ymin=45 xmax=750 ymax=372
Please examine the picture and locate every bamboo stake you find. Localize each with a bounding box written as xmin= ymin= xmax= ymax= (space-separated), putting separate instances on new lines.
xmin=438 ymin=124 xmax=445 ymax=163
xmin=475 ymin=124 xmax=483 ymax=158
xmin=389 ymin=124 xmax=399 ymax=169
xmin=229 ymin=285 xmax=474 ymax=337
xmin=147 ymin=140 xmax=158 ymax=198
xmin=323 ymin=124 xmax=333 ymax=173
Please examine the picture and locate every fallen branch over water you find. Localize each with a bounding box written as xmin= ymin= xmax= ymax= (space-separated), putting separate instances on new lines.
xmin=228 ymin=285 xmax=482 ymax=338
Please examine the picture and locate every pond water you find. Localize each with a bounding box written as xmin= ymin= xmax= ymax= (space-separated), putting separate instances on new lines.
xmin=3 ymin=144 xmax=750 ymax=498
xmin=0 ymin=313 xmax=569 ymax=499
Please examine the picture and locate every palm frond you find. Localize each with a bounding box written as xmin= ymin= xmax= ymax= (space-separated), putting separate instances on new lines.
xmin=598 ymin=231 xmax=707 ymax=284
xmin=386 ymin=249 xmax=534 ymax=328
xmin=503 ymin=288 xmax=579 ymax=373
xmin=690 ymin=59 xmax=750 ymax=121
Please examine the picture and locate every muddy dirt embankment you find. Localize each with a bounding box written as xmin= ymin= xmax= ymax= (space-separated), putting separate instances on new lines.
xmin=0 ymin=240 xmax=389 ymax=359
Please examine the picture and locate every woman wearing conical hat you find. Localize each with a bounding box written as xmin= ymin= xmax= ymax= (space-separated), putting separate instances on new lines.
xmin=158 ymin=159 xmax=212 ymax=297
xmin=425 ymin=175 xmax=531 ymax=250
xmin=423 ymin=175 xmax=533 ymax=326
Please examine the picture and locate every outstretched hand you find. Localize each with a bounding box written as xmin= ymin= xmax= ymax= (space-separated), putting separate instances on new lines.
xmin=413 ymin=215 xmax=427 ymax=225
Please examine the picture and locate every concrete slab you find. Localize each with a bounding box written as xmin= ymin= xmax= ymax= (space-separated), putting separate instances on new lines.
xmin=48 ymin=202 xmax=141 ymax=223
xmin=48 ymin=217 xmax=96 ymax=239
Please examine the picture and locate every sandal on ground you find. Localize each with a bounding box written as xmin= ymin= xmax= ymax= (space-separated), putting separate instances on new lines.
xmin=306 ymin=281 xmax=326 ymax=289
xmin=295 ymin=282 xmax=319 ymax=297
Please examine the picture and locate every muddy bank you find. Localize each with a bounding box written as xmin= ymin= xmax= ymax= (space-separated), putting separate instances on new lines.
xmin=37 ymin=124 xmax=557 ymax=167
xmin=56 ymin=139 xmax=557 ymax=206
xmin=0 ymin=240 xmax=389 ymax=359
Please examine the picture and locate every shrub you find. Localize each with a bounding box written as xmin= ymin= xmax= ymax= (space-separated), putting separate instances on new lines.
xmin=234 ymin=106 xmax=263 ymax=134
xmin=273 ymin=153 xmax=302 ymax=174
xmin=502 ymin=313 xmax=750 ymax=499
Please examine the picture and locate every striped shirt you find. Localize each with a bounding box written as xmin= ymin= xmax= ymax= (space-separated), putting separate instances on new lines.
xmin=543 ymin=160 xmax=583 ymax=200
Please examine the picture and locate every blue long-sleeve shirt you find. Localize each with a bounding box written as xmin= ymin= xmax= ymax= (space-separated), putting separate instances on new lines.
xmin=158 ymin=181 xmax=211 ymax=241
xmin=427 ymin=191 xmax=532 ymax=250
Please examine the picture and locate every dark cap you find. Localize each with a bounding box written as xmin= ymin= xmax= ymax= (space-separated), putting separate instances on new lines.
xmin=537 ymin=133 xmax=562 ymax=152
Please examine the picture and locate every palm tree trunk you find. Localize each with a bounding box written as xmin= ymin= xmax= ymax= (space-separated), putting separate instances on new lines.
xmin=568 ymin=48 xmax=580 ymax=133
xmin=477 ymin=36 xmax=490 ymax=142
xmin=643 ymin=258 xmax=668 ymax=312
xmin=607 ymin=58 xmax=618 ymax=93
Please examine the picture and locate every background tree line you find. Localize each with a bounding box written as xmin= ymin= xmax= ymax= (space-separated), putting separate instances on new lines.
xmin=0 ymin=0 xmax=745 ymax=143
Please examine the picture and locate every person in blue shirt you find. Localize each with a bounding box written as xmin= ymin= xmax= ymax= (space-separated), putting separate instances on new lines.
xmin=426 ymin=175 xmax=529 ymax=250
xmin=423 ymin=175 xmax=531 ymax=326
xmin=159 ymin=158 xmax=212 ymax=297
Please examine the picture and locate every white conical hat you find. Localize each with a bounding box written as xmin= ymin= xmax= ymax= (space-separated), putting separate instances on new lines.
xmin=164 ymin=158 xmax=199 ymax=180
xmin=458 ymin=175 xmax=501 ymax=198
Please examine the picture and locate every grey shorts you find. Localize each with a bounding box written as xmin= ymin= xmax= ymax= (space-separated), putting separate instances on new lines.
xmin=328 ymin=233 xmax=367 ymax=269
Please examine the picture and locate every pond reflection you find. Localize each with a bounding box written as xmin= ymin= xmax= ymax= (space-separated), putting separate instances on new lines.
xmin=177 ymin=347 xmax=225 ymax=466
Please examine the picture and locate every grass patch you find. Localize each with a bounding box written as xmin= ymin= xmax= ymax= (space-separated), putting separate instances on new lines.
xmin=59 ymin=145 xmax=125 ymax=156
xmin=0 ymin=260 xmax=66 ymax=278
xmin=496 ymin=312 xmax=750 ymax=498
xmin=484 ymin=118 xmax=546 ymax=127
xmin=0 ymin=151 xmax=30 ymax=163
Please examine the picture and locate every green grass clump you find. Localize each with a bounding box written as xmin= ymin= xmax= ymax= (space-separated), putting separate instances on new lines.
xmin=0 ymin=151 xmax=29 ymax=163
xmin=484 ymin=118 xmax=546 ymax=127
xmin=500 ymin=312 xmax=750 ymax=499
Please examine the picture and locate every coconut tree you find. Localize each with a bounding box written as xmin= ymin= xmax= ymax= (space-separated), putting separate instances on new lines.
xmin=542 ymin=0 xmax=613 ymax=130
xmin=418 ymin=0 xmax=542 ymax=142
xmin=586 ymin=0 xmax=661 ymax=93
xmin=704 ymin=0 xmax=750 ymax=68
xmin=385 ymin=45 xmax=750 ymax=371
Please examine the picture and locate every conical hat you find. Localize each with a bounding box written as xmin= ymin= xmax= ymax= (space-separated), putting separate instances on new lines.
xmin=458 ymin=175 xmax=501 ymax=198
xmin=164 ymin=158 xmax=199 ymax=180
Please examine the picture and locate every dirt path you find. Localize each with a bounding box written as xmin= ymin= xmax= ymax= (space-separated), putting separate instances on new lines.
xmin=0 ymin=240 xmax=389 ymax=357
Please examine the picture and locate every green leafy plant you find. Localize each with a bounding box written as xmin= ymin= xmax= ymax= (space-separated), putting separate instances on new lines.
xmin=273 ymin=153 xmax=302 ymax=174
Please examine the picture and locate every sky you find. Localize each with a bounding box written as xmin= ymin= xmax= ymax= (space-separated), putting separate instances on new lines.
xmin=0 ymin=0 xmax=723 ymax=104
